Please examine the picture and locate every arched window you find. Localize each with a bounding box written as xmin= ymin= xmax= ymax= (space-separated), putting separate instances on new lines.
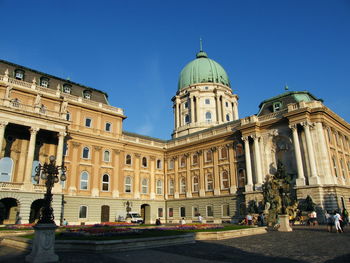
xmin=238 ymin=168 xmax=246 ymax=188
xmin=219 ymin=147 xmax=228 ymax=159
xmin=125 ymin=176 xmax=132 ymax=193
xmin=125 ymin=154 xmax=132 ymax=165
xmin=105 ymin=122 xmax=112 ymax=132
xmin=82 ymin=147 xmax=90 ymax=159
xmin=205 ymin=111 xmax=212 ymax=122
xmin=185 ymin=114 xmax=190 ymax=124
xmin=332 ymin=156 xmax=338 ymax=177
xmin=31 ymin=160 xmax=41 ymax=184
xmin=226 ymin=114 xmax=230 ymax=121
xmin=103 ymin=150 xmax=110 ymax=162
xmin=169 ymin=179 xmax=174 ymax=195
xmin=206 ymin=174 xmax=213 ymax=191
xmin=192 ymin=154 xmax=198 ymax=165
xmin=156 ymin=180 xmax=163 ymax=195
xmin=79 ymin=205 xmax=88 ymax=218
xmin=142 ymin=157 xmax=148 ymax=167
xmin=156 ymin=159 xmax=162 ymax=169
xmin=141 ymin=178 xmax=148 ymax=194
xmin=80 ymin=171 xmax=89 ymax=190
xmin=340 ymin=159 xmax=346 ymax=178
xmin=0 ymin=157 xmax=14 ymax=182
xmin=221 ymin=170 xmax=229 ymax=189
xmin=102 ymin=174 xmax=110 ymax=191
xmin=235 ymin=143 xmax=244 ymax=156
xmin=180 ymin=177 xmax=186 ymax=194
xmin=66 ymin=111 xmax=71 ymax=121
xmin=180 ymin=156 xmax=186 ymax=167
xmin=168 ymin=159 xmax=174 ymax=170
xmin=85 ymin=118 xmax=92 ymax=128
xmin=193 ymin=176 xmax=199 ymax=192
xmin=205 ymin=150 xmax=212 ymax=162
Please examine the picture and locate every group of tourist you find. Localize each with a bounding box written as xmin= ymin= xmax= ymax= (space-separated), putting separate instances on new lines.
xmin=325 ymin=210 xmax=349 ymax=233
xmin=242 ymin=213 xmax=265 ymax=226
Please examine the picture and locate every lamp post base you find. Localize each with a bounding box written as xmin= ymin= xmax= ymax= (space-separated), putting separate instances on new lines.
xmin=278 ymin=214 xmax=293 ymax=232
xmin=25 ymin=223 xmax=58 ymax=263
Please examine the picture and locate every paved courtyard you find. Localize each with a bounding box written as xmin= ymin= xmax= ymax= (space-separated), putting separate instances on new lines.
xmin=0 ymin=226 xmax=349 ymax=263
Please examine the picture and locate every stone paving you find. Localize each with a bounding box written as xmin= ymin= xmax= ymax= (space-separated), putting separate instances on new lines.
xmin=0 ymin=225 xmax=349 ymax=263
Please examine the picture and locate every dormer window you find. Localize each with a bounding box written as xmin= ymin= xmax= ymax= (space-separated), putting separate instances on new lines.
xmin=83 ymin=90 xmax=92 ymax=100
xmin=273 ymin=102 xmax=282 ymax=112
xmin=40 ymin=77 xmax=49 ymax=88
xmin=14 ymin=69 xmax=24 ymax=80
xmin=63 ymin=84 xmax=72 ymax=94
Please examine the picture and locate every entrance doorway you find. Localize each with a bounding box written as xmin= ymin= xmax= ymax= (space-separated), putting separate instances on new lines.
xmin=29 ymin=199 xmax=45 ymax=224
xmin=141 ymin=204 xmax=151 ymax=224
xmin=0 ymin=198 xmax=19 ymax=224
xmin=101 ymin=205 xmax=110 ymax=222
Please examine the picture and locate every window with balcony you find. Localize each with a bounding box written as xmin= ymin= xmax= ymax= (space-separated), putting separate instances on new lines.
xmin=219 ymin=147 xmax=228 ymax=159
xmin=238 ymin=168 xmax=246 ymax=188
xmin=125 ymin=176 xmax=132 ymax=193
xmin=221 ymin=170 xmax=229 ymax=189
xmin=180 ymin=156 xmax=186 ymax=167
xmin=141 ymin=178 xmax=148 ymax=194
xmin=40 ymin=77 xmax=49 ymax=88
xmin=80 ymin=171 xmax=89 ymax=190
xmin=168 ymin=159 xmax=174 ymax=170
xmin=169 ymin=179 xmax=174 ymax=195
xmin=14 ymin=69 xmax=24 ymax=80
xmin=193 ymin=176 xmax=199 ymax=192
xmin=192 ymin=154 xmax=198 ymax=165
xmin=180 ymin=177 xmax=186 ymax=194
xmin=205 ymin=150 xmax=212 ymax=162
xmin=63 ymin=84 xmax=72 ymax=94
xmin=102 ymin=174 xmax=110 ymax=191
xmin=206 ymin=173 xmax=213 ymax=191
xmin=156 ymin=179 xmax=163 ymax=195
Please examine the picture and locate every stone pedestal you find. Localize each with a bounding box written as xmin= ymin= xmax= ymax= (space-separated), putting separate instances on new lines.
xmin=278 ymin=215 xmax=293 ymax=232
xmin=25 ymin=224 xmax=59 ymax=263
xmin=295 ymin=178 xmax=305 ymax=186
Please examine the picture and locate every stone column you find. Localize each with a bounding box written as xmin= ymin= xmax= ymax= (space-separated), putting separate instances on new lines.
xmin=220 ymin=96 xmax=225 ymax=122
xmin=215 ymin=95 xmax=221 ymax=123
xmin=289 ymin=124 xmax=305 ymax=186
xmin=91 ymin=146 xmax=101 ymax=197
xmin=233 ymin=101 xmax=239 ymax=120
xmin=173 ymin=105 xmax=177 ymax=130
xmin=252 ymin=135 xmax=263 ymax=186
xmin=195 ymin=97 xmax=200 ymax=123
xmin=185 ymin=154 xmax=192 ymax=198
xmin=69 ymin=142 xmax=81 ymax=194
xmin=134 ymin=153 xmax=141 ymax=199
xmin=315 ymin=122 xmax=334 ymax=184
xmin=302 ymin=122 xmax=319 ymax=184
xmin=198 ymin=151 xmax=205 ymax=197
xmin=24 ymin=127 xmax=40 ymax=184
xmin=190 ymin=96 xmax=195 ymax=124
xmin=212 ymin=147 xmax=221 ymax=195
xmin=228 ymin=143 xmax=237 ymax=194
xmin=174 ymin=156 xmax=179 ymax=199
xmin=242 ymin=136 xmax=253 ymax=191
xmin=112 ymin=149 xmax=120 ymax=197
xmin=0 ymin=121 xmax=8 ymax=158
xmin=164 ymin=158 xmax=168 ymax=199
xmin=175 ymin=96 xmax=180 ymax=129
xmin=150 ymin=156 xmax=156 ymax=199
xmin=55 ymin=132 xmax=66 ymax=166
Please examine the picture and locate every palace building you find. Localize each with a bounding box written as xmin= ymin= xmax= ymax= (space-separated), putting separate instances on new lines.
xmin=0 ymin=49 xmax=349 ymax=225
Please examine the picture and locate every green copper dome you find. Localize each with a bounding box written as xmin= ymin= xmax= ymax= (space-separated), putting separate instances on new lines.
xmin=178 ymin=50 xmax=231 ymax=91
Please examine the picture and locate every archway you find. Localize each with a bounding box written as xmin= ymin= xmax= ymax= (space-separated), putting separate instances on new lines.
xmin=29 ymin=199 xmax=45 ymax=224
xmin=101 ymin=205 xmax=110 ymax=222
xmin=0 ymin=198 xmax=20 ymax=224
xmin=141 ymin=204 xmax=151 ymax=224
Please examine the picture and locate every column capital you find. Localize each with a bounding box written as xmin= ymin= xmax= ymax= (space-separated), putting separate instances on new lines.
xmin=58 ymin=131 xmax=67 ymax=137
xmin=0 ymin=121 xmax=9 ymax=128
xmin=300 ymin=121 xmax=313 ymax=127
xmin=225 ymin=143 xmax=233 ymax=148
xmin=195 ymin=150 xmax=202 ymax=155
xmin=150 ymin=155 xmax=156 ymax=161
xmin=251 ymin=134 xmax=261 ymax=140
xmin=241 ymin=136 xmax=250 ymax=142
xmin=94 ymin=146 xmax=102 ymax=151
xmin=288 ymin=123 xmax=298 ymax=131
xmin=113 ymin=149 xmax=121 ymax=155
xmin=29 ymin=127 xmax=40 ymax=135
xmin=183 ymin=153 xmax=189 ymax=158
xmin=210 ymin=146 xmax=217 ymax=152
xmin=135 ymin=153 xmax=141 ymax=158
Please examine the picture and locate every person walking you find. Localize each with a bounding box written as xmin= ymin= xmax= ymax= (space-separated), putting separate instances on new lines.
xmin=198 ymin=214 xmax=203 ymax=224
xmin=325 ymin=211 xmax=333 ymax=232
xmin=334 ymin=210 xmax=343 ymax=233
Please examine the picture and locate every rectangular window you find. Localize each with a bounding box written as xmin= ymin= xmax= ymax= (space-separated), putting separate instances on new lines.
xmin=222 ymin=204 xmax=230 ymax=217
xmin=207 ymin=205 xmax=213 ymax=217
xmin=85 ymin=118 xmax=92 ymax=127
xmin=158 ymin=208 xmax=163 ymax=218
xmin=79 ymin=206 xmax=87 ymax=218
xmin=193 ymin=206 xmax=199 ymax=217
xmin=180 ymin=207 xmax=186 ymax=217
xmin=168 ymin=208 xmax=173 ymax=217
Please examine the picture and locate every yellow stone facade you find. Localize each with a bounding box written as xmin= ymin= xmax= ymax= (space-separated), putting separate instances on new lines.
xmin=0 ymin=57 xmax=349 ymax=226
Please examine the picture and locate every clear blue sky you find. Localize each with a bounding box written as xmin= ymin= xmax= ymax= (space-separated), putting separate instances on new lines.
xmin=1 ymin=0 xmax=349 ymax=139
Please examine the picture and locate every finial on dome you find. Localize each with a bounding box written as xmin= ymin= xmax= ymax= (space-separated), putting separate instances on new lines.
xmin=284 ymin=84 xmax=289 ymax=91
xmin=196 ymin=38 xmax=208 ymax=58
xmin=200 ymin=37 xmax=203 ymax=52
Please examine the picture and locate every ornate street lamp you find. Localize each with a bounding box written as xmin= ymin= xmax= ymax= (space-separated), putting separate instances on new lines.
xmin=34 ymin=155 xmax=66 ymax=224
xmin=26 ymin=155 xmax=66 ymax=263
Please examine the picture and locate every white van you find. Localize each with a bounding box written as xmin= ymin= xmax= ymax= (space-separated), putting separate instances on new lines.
xmin=126 ymin=212 xmax=143 ymax=224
